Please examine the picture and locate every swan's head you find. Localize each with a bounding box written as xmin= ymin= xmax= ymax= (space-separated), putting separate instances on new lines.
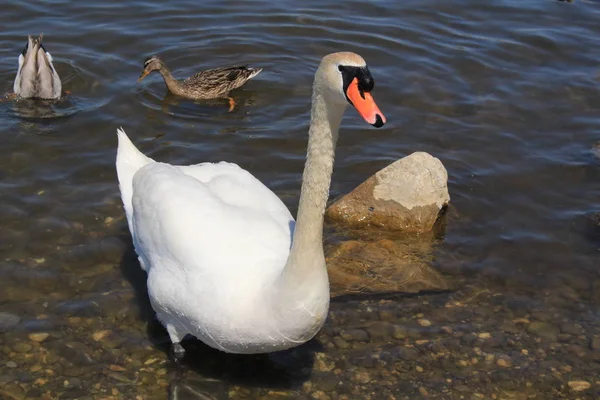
xmin=138 ymin=55 xmax=164 ymax=82
xmin=315 ymin=52 xmax=386 ymax=128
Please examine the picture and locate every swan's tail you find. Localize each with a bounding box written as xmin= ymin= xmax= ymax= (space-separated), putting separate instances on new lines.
xmin=116 ymin=127 xmax=153 ymax=234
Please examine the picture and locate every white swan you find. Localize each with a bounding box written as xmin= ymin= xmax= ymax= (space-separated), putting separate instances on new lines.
xmin=115 ymin=52 xmax=386 ymax=359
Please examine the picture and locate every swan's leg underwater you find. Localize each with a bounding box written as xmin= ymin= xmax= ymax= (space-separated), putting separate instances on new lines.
xmin=170 ymin=343 xmax=186 ymax=362
xmin=166 ymin=323 xmax=186 ymax=362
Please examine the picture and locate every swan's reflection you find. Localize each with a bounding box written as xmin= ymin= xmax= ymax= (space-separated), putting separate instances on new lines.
xmin=156 ymin=337 xmax=319 ymax=400
xmin=168 ymin=368 xmax=228 ymax=400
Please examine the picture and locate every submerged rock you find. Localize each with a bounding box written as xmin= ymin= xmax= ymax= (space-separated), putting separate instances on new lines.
xmin=526 ymin=321 xmax=560 ymax=341
xmin=326 ymin=239 xmax=449 ymax=297
xmin=47 ymin=341 xmax=95 ymax=366
xmin=0 ymin=384 xmax=25 ymax=400
xmin=326 ymin=152 xmax=450 ymax=232
xmin=0 ymin=312 xmax=21 ymax=332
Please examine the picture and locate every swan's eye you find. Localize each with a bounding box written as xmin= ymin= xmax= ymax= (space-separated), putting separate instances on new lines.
xmin=338 ymin=65 xmax=344 ymax=72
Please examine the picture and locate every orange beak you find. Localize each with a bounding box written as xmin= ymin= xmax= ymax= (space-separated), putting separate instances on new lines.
xmin=345 ymin=78 xmax=386 ymax=128
xmin=138 ymin=70 xmax=150 ymax=83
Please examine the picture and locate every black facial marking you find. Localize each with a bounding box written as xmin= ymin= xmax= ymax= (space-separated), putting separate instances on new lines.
xmin=338 ymin=65 xmax=375 ymax=105
xmin=21 ymin=42 xmax=29 ymax=56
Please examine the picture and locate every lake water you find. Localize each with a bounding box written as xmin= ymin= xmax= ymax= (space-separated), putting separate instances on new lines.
xmin=1 ymin=0 xmax=600 ymax=399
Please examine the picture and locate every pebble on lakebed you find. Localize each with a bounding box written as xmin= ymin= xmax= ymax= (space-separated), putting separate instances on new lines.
xmin=28 ymin=332 xmax=49 ymax=343
xmin=568 ymin=380 xmax=591 ymax=392
xmin=0 ymin=278 xmax=598 ymax=399
xmin=326 ymin=152 xmax=450 ymax=232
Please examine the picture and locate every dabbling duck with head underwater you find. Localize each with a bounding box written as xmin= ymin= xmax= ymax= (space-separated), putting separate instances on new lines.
xmin=13 ymin=33 xmax=62 ymax=100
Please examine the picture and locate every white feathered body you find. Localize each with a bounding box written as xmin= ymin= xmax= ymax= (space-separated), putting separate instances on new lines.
xmin=115 ymin=130 xmax=328 ymax=353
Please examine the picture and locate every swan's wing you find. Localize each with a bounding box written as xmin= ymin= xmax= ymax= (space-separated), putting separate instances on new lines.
xmin=130 ymin=162 xmax=294 ymax=280
xmin=176 ymin=161 xmax=293 ymax=219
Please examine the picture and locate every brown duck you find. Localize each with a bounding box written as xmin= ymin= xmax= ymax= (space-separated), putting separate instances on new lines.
xmin=138 ymin=55 xmax=262 ymax=111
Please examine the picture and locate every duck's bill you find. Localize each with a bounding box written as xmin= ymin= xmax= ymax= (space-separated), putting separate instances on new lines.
xmin=137 ymin=70 xmax=149 ymax=82
xmin=346 ymin=78 xmax=386 ymax=128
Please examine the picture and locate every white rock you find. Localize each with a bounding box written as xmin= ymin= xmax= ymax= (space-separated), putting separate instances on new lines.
xmin=326 ymin=152 xmax=450 ymax=232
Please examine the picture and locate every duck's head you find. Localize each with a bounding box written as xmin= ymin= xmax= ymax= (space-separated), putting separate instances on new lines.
xmin=138 ymin=55 xmax=165 ymax=82
xmin=315 ymin=52 xmax=386 ymax=128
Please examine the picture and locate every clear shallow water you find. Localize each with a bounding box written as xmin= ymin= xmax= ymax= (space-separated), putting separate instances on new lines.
xmin=1 ymin=0 xmax=600 ymax=398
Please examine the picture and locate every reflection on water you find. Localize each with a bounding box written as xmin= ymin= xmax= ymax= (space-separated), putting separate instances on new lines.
xmin=138 ymin=87 xmax=261 ymax=120
xmin=1 ymin=0 xmax=600 ymax=398
xmin=10 ymin=97 xmax=72 ymax=120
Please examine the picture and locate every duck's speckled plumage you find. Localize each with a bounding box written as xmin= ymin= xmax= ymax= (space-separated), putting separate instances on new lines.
xmin=13 ymin=34 xmax=62 ymax=100
xmin=138 ymin=55 xmax=262 ymax=101
xmin=182 ymin=65 xmax=262 ymax=97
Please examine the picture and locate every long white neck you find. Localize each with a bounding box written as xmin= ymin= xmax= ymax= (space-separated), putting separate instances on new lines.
xmin=292 ymin=91 xmax=345 ymax=258
xmin=271 ymin=81 xmax=347 ymax=339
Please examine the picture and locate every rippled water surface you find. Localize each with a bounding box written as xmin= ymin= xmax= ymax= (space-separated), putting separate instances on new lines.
xmin=1 ymin=0 xmax=600 ymax=399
